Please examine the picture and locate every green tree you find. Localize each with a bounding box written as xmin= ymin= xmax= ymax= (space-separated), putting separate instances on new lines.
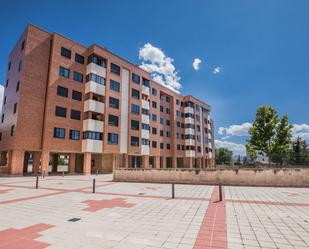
xmin=289 ymin=137 xmax=309 ymax=165
xmin=215 ymin=148 xmax=233 ymax=165
xmin=246 ymin=143 xmax=257 ymax=162
xmin=246 ymin=105 xmax=293 ymax=164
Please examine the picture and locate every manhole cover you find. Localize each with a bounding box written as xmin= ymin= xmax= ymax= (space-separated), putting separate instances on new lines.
xmin=68 ymin=218 xmax=81 ymax=222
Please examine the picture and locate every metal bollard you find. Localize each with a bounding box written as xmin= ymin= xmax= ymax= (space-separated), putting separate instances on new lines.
xmin=92 ymin=179 xmax=96 ymax=193
xmin=219 ymin=184 xmax=222 ymax=202
xmin=36 ymin=176 xmax=39 ymax=189
xmin=172 ymin=183 xmax=175 ymax=199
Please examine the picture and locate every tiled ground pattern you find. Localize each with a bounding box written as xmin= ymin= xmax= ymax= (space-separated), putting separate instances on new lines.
xmin=0 ymin=175 xmax=309 ymax=249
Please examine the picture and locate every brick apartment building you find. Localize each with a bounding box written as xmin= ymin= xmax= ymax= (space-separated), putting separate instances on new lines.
xmin=0 ymin=24 xmax=215 ymax=175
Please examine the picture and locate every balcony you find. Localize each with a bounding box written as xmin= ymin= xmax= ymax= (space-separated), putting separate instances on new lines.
xmin=185 ymin=117 xmax=194 ymax=124
xmin=142 ymin=85 xmax=150 ymax=96
xmin=82 ymin=139 xmax=103 ymax=153
xmin=86 ymin=62 xmax=106 ymax=78
xmin=184 ymin=106 xmax=194 ymax=114
xmin=141 ymin=99 xmax=150 ymax=110
xmin=141 ymin=145 xmax=150 ymax=155
xmin=141 ymin=129 xmax=149 ymax=139
xmin=84 ymin=99 xmax=104 ymax=114
xmin=85 ymin=81 xmax=105 ymax=96
xmin=83 ymin=119 xmax=104 ymax=132
xmin=141 ymin=114 xmax=149 ymax=124
xmin=185 ymin=139 xmax=195 ymax=146
xmin=185 ymin=128 xmax=194 ymax=135
xmin=185 ymin=150 xmax=196 ymax=158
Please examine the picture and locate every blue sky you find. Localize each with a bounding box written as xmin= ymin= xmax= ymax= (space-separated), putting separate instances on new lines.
xmin=1 ymin=0 xmax=309 ymax=155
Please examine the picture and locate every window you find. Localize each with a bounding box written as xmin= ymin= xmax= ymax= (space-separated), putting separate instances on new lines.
xmin=185 ymin=134 xmax=195 ymax=140
xmin=1 ymin=114 xmax=4 ymax=123
xmin=8 ymin=62 xmax=11 ymax=71
xmin=110 ymin=80 xmax=120 ymax=92
xmin=181 ymin=123 xmax=184 ymax=128
xmin=21 ymin=40 xmax=25 ymax=50
xmin=132 ymin=73 xmax=140 ymax=84
xmin=185 ymin=113 xmax=194 ymax=118
xmin=177 ymin=144 xmax=181 ymax=150
xmin=55 ymin=106 xmax=67 ymax=117
xmin=185 ymin=123 xmax=195 ymax=129
xmin=197 ymin=135 xmax=201 ymax=142
xmin=166 ymin=120 xmax=170 ymax=126
xmin=0 ymin=132 xmax=2 ymax=141
xmin=142 ymin=108 xmax=149 ymax=116
xmin=152 ymin=141 xmax=157 ymax=148
xmin=61 ymin=47 xmax=71 ymax=59
xmin=181 ymin=112 xmax=184 ymax=118
xmin=160 ymin=130 xmax=163 ymax=136
xmin=160 ymin=117 xmax=164 ymax=125
xmin=18 ymin=60 xmax=22 ymax=72
xmin=3 ymin=96 xmax=6 ymax=105
xmin=6 ymin=79 xmax=9 ymax=88
xmin=176 ymin=110 xmax=180 ymax=117
xmin=73 ymin=71 xmax=83 ymax=83
xmin=109 ymin=97 xmax=119 ymax=109
xmin=197 ymin=125 xmax=201 ymax=132
xmin=75 ymin=53 xmax=84 ymax=64
xmin=131 ymin=89 xmax=140 ymax=99
xmin=108 ymin=115 xmax=119 ymax=126
xmin=70 ymin=130 xmax=80 ymax=140
xmin=141 ymin=123 xmax=149 ymax=130
xmin=160 ymin=94 xmax=164 ymax=100
xmin=177 ymin=122 xmax=181 ymax=128
xmin=166 ymin=108 xmax=170 ymax=114
xmin=160 ymin=143 xmax=164 ymax=149
xmin=182 ymin=145 xmax=185 ymax=150
xmin=13 ymin=103 xmax=17 ymax=114
xmin=196 ymin=115 xmax=200 ymax=122
xmin=59 ymin=66 xmax=70 ymax=78
xmin=131 ymin=104 xmax=140 ymax=115
xmin=108 ymin=133 xmax=118 ymax=144
xmin=160 ymin=106 xmax=163 ymax=112
xmin=142 ymin=138 xmax=149 ymax=145
xmin=142 ymin=78 xmax=150 ymax=87
xmin=72 ymin=90 xmax=82 ymax=101
xmin=110 ymin=63 xmax=120 ymax=75
xmin=196 ymin=105 xmax=200 ymax=112
xmin=152 ymin=88 xmax=157 ymax=96
xmin=86 ymin=73 xmax=105 ymax=85
xmin=197 ymin=146 xmax=201 ymax=152
xmin=54 ymin=128 xmax=65 ymax=139
xmin=152 ymin=101 xmax=157 ymax=108
xmin=131 ymin=120 xmax=139 ymax=130
xmin=166 ymin=96 xmax=170 ymax=103
xmin=131 ymin=136 xmax=139 ymax=146
xmin=88 ymin=54 xmax=106 ymax=67
xmin=57 ymin=86 xmax=68 ymax=97
xmin=11 ymin=125 xmax=15 ymax=136
xmin=71 ymin=109 xmax=81 ymax=120
xmin=176 ymin=99 xmax=180 ymax=105
xmin=152 ymin=127 xmax=157 ymax=134
xmin=16 ymin=81 xmax=20 ymax=92
xmin=166 ymin=131 xmax=170 ymax=137
xmin=151 ymin=114 xmax=157 ymax=122
xmin=83 ymin=131 xmax=103 ymax=140
xmin=185 ymin=102 xmax=194 ymax=108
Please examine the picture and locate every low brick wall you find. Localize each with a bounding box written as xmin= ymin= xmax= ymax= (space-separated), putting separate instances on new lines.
xmin=113 ymin=168 xmax=309 ymax=187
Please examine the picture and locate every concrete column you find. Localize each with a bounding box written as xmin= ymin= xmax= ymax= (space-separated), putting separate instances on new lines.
xmin=41 ymin=151 xmax=50 ymax=176
xmin=32 ymin=152 xmax=41 ymax=175
xmin=69 ymin=153 xmax=76 ymax=174
xmin=83 ymin=152 xmax=91 ymax=175
xmin=154 ymin=156 xmax=160 ymax=169
xmin=142 ymin=155 xmax=149 ymax=169
xmin=9 ymin=150 xmax=25 ymax=175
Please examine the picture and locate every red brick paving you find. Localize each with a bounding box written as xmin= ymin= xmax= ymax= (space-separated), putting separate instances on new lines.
xmin=225 ymin=199 xmax=309 ymax=207
xmin=0 ymin=223 xmax=54 ymax=249
xmin=82 ymin=198 xmax=135 ymax=212
xmin=194 ymin=186 xmax=227 ymax=249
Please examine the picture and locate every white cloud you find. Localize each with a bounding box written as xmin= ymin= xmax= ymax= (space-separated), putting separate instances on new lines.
xmin=139 ymin=43 xmax=181 ymax=92
xmin=192 ymin=58 xmax=202 ymax=70
xmin=0 ymin=85 xmax=4 ymax=113
xmin=218 ymin=122 xmax=252 ymax=139
xmin=213 ymin=66 xmax=222 ymax=74
xmin=215 ymin=140 xmax=246 ymax=156
xmin=292 ymin=124 xmax=309 ymax=141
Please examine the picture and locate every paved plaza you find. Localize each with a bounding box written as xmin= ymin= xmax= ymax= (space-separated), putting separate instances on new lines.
xmin=0 ymin=175 xmax=309 ymax=249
